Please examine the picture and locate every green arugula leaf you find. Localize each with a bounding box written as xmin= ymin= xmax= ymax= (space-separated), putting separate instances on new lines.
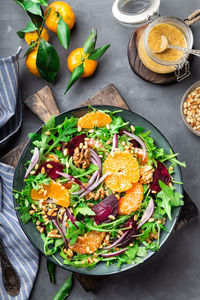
xmin=25 ymin=173 xmax=51 ymax=191
xmin=134 ymin=126 xmax=144 ymax=135
xmin=66 ymin=221 xmax=86 ymax=246
xmin=57 ymin=16 xmax=70 ymax=49
xmin=83 ymin=29 xmax=97 ymax=55
xmin=136 ymin=246 xmax=147 ymax=257
xmin=17 ymin=20 xmax=37 ymax=38
xmin=88 ymin=44 xmax=110 ymax=60
xmin=157 ymin=181 xmax=184 ymax=220
xmin=32 ymin=115 xmax=55 ymax=156
xmin=74 ymin=203 xmax=95 ymax=217
xmin=126 ymin=243 xmax=138 ymax=260
xmin=110 ymin=116 xmax=129 ymax=133
xmin=41 ymin=234 xmax=60 ymax=256
xmin=44 ymin=117 xmax=77 ymax=155
xmin=36 ymin=38 xmax=60 ymax=83
xmin=64 ymin=63 xmax=84 ymax=94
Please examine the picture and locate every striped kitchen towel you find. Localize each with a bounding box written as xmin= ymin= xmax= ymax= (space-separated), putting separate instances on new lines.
xmin=0 ymin=162 xmax=39 ymax=300
xmin=0 ymin=47 xmax=22 ymax=148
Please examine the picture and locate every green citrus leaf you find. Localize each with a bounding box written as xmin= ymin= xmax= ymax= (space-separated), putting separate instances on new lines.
xmin=64 ymin=63 xmax=84 ymax=94
xmin=88 ymin=44 xmax=110 ymax=60
xmin=27 ymin=11 xmax=43 ymax=28
xmin=24 ymin=1 xmax=42 ymax=16
xmin=36 ymin=38 xmax=60 ymax=83
xmin=31 ymin=0 xmax=48 ymax=6
xmin=17 ymin=20 xmax=37 ymax=39
xmin=57 ymin=16 xmax=70 ymax=50
xmin=13 ymin=0 xmax=26 ymax=10
xmin=83 ymin=29 xmax=97 ymax=55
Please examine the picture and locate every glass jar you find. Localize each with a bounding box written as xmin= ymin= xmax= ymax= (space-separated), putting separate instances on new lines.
xmin=112 ymin=0 xmax=160 ymax=27
xmin=138 ymin=16 xmax=193 ymax=78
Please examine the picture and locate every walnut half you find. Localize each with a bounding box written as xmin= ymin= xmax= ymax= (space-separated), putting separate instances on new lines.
xmin=73 ymin=146 xmax=91 ymax=169
xmin=139 ymin=165 xmax=154 ymax=184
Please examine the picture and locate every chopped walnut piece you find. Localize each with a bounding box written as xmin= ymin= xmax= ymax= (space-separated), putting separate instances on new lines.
xmin=139 ymin=165 xmax=154 ymax=184
xmin=94 ymin=187 xmax=106 ymax=201
xmin=86 ymin=187 xmax=106 ymax=201
xmin=73 ymin=145 xmax=91 ymax=169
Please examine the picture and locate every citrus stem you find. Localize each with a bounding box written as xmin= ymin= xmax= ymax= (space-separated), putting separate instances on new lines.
xmin=24 ymin=8 xmax=51 ymax=57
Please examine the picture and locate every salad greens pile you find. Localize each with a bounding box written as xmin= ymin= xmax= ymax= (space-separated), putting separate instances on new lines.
xmin=14 ymin=108 xmax=185 ymax=269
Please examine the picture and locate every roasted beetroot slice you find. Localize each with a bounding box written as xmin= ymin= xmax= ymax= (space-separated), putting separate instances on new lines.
xmin=119 ymin=218 xmax=138 ymax=247
xmin=130 ymin=139 xmax=141 ymax=148
xmin=150 ymin=161 xmax=170 ymax=193
xmin=36 ymin=161 xmax=65 ymax=180
xmin=68 ymin=134 xmax=86 ymax=156
xmin=92 ymin=194 xmax=118 ymax=225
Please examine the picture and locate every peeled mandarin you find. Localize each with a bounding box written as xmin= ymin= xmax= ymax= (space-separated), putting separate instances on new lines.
xmin=31 ymin=180 xmax=70 ymax=208
xmin=118 ymin=182 xmax=144 ymax=215
xmin=77 ymin=111 xmax=112 ymax=129
xmin=104 ymin=151 xmax=140 ymax=192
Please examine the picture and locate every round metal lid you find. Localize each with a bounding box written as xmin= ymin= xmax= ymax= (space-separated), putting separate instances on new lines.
xmin=112 ymin=0 xmax=160 ymax=26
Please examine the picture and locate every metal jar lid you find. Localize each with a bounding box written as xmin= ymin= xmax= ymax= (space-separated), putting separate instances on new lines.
xmin=112 ymin=0 xmax=160 ymax=27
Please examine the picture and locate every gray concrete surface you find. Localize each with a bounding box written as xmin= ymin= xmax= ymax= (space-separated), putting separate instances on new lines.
xmin=1 ymin=0 xmax=200 ymax=299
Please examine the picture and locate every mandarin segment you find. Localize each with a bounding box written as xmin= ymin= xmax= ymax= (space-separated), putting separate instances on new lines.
xmin=118 ymin=182 xmax=144 ymax=215
xmin=31 ymin=181 xmax=70 ymax=208
xmin=104 ymin=151 xmax=140 ymax=192
xmin=77 ymin=111 xmax=112 ymax=129
xmin=134 ymin=148 xmax=148 ymax=165
xmin=70 ymin=231 xmax=106 ymax=254
xmin=45 ymin=154 xmax=60 ymax=163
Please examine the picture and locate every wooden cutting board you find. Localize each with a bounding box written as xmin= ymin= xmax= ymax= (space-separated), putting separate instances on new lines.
xmin=0 ymin=84 xmax=198 ymax=291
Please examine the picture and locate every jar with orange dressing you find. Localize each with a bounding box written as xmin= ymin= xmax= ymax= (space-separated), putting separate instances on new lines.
xmin=137 ymin=16 xmax=193 ymax=79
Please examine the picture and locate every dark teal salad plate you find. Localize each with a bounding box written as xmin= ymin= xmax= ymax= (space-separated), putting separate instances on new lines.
xmin=13 ymin=105 xmax=183 ymax=276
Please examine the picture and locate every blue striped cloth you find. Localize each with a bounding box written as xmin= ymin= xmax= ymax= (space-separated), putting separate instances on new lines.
xmin=0 ymin=162 xmax=39 ymax=300
xmin=0 ymin=47 xmax=22 ymax=148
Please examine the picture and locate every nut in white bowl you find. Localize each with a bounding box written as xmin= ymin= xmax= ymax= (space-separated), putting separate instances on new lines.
xmin=181 ymin=81 xmax=200 ymax=136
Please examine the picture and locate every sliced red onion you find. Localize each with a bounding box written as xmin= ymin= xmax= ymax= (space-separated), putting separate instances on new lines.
xmin=52 ymin=219 xmax=68 ymax=249
xmin=72 ymin=170 xmax=99 ymax=195
xmin=103 ymin=231 xmax=128 ymax=250
xmin=90 ymin=149 xmax=102 ymax=174
xmin=137 ymin=198 xmax=154 ymax=229
xmin=62 ymin=212 xmax=67 ymax=235
xmin=111 ymin=133 xmax=117 ymax=153
xmin=80 ymin=173 xmax=109 ymax=197
xmin=56 ymin=171 xmax=86 ymax=190
xmin=100 ymin=248 xmax=128 ymax=257
xmin=123 ymin=130 xmax=146 ymax=161
xmin=24 ymin=147 xmax=39 ymax=179
xmin=66 ymin=208 xmax=79 ymax=229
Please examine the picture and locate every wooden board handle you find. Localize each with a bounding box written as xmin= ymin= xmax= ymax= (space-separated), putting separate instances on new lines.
xmin=24 ymin=86 xmax=60 ymax=123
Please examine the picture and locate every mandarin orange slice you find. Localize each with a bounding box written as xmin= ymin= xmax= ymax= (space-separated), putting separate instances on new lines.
xmin=134 ymin=148 xmax=148 ymax=165
xmin=118 ymin=182 xmax=144 ymax=215
xmin=70 ymin=231 xmax=106 ymax=254
xmin=45 ymin=154 xmax=60 ymax=163
xmin=77 ymin=111 xmax=112 ymax=129
xmin=104 ymin=151 xmax=140 ymax=192
xmin=31 ymin=181 xmax=70 ymax=208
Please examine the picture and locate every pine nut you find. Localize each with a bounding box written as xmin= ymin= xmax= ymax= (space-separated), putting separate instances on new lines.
xmin=45 ymin=131 xmax=51 ymax=136
xmin=47 ymin=164 xmax=53 ymax=169
xmin=108 ymin=215 xmax=115 ymax=220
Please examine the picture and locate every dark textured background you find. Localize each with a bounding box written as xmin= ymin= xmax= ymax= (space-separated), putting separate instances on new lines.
xmin=1 ymin=0 xmax=200 ymax=299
